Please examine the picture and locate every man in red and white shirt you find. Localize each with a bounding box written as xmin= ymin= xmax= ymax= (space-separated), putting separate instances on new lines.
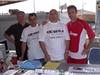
xmin=66 ymin=5 xmax=95 ymax=64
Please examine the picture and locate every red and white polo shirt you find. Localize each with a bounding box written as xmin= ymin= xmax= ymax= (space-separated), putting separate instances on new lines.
xmin=67 ymin=18 xmax=95 ymax=59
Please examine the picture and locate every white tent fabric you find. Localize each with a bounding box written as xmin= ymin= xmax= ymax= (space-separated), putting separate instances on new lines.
xmin=0 ymin=0 xmax=26 ymax=6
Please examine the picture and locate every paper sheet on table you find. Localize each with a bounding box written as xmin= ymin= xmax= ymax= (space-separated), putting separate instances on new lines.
xmin=68 ymin=66 xmax=84 ymax=73
xmin=68 ymin=72 xmax=100 ymax=75
xmin=68 ymin=73 xmax=95 ymax=75
xmin=43 ymin=61 xmax=61 ymax=70
xmin=22 ymin=70 xmax=35 ymax=75
xmin=68 ymin=66 xmax=100 ymax=75
xmin=43 ymin=71 xmax=58 ymax=75
xmin=3 ymin=70 xmax=18 ymax=75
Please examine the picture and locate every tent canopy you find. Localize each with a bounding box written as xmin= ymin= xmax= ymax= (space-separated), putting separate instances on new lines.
xmin=0 ymin=0 xmax=26 ymax=6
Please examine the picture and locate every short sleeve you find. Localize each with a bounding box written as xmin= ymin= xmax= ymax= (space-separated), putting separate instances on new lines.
xmin=5 ymin=25 xmax=15 ymax=36
xmin=38 ymin=26 xmax=45 ymax=42
xmin=83 ymin=21 xmax=95 ymax=39
xmin=63 ymin=25 xmax=70 ymax=40
xmin=20 ymin=29 xmax=27 ymax=42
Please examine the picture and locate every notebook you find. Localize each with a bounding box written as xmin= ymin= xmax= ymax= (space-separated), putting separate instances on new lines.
xmin=19 ymin=60 xmax=42 ymax=70
xmin=43 ymin=61 xmax=61 ymax=70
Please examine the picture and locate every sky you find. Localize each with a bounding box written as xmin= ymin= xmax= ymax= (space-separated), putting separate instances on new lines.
xmin=0 ymin=0 xmax=96 ymax=13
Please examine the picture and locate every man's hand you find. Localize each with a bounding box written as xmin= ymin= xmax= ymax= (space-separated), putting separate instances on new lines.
xmin=45 ymin=54 xmax=50 ymax=61
xmin=82 ymin=48 xmax=90 ymax=55
xmin=64 ymin=51 xmax=69 ymax=60
xmin=19 ymin=56 xmax=23 ymax=61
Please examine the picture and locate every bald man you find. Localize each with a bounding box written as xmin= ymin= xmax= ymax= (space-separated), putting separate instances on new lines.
xmin=39 ymin=9 xmax=70 ymax=62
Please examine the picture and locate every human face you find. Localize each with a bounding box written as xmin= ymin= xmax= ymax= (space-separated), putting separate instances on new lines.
xmin=67 ymin=8 xmax=77 ymax=21
xmin=29 ymin=16 xmax=37 ymax=27
xmin=17 ymin=13 xmax=25 ymax=23
xmin=49 ymin=9 xmax=59 ymax=23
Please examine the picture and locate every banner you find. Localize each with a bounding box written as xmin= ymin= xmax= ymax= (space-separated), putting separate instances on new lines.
xmin=96 ymin=0 xmax=100 ymax=10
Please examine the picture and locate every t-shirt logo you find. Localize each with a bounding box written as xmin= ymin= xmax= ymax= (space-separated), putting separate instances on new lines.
xmin=28 ymin=33 xmax=32 ymax=36
xmin=28 ymin=31 xmax=39 ymax=36
xmin=46 ymin=29 xmax=64 ymax=39
xmin=47 ymin=30 xmax=64 ymax=34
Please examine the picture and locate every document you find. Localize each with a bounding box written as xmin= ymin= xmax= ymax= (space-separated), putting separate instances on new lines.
xmin=68 ymin=66 xmax=100 ymax=75
xmin=22 ymin=70 xmax=35 ymax=75
xmin=3 ymin=70 xmax=18 ymax=75
xmin=43 ymin=61 xmax=61 ymax=70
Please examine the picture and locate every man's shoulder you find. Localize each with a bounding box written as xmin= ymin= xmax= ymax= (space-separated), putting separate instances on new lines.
xmin=8 ymin=23 xmax=18 ymax=28
xmin=59 ymin=21 xmax=65 ymax=25
xmin=42 ymin=22 xmax=49 ymax=28
xmin=66 ymin=21 xmax=71 ymax=26
xmin=22 ymin=26 xmax=31 ymax=34
xmin=77 ymin=18 xmax=87 ymax=24
xmin=11 ymin=23 xmax=18 ymax=26
xmin=25 ymin=22 xmax=30 ymax=26
xmin=12 ymin=22 xmax=29 ymax=26
xmin=23 ymin=25 xmax=31 ymax=30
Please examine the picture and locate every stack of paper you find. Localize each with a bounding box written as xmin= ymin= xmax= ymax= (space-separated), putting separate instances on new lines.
xmin=68 ymin=66 xmax=100 ymax=75
xmin=3 ymin=70 xmax=18 ymax=75
xmin=43 ymin=61 xmax=61 ymax=70
xmin=22 ymin=70 xmax=36 ymax=75
xmin=19 ymin=60 xmax=42 ymax=70
xmin=43 ymin=70 xmax=59 ymax=75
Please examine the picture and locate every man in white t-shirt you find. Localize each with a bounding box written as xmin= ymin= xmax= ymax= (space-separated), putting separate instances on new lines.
xmin=20 ymin=13 xmax=44 ymax=64
xmin=39 ymin=9 xmax=70 ymax=61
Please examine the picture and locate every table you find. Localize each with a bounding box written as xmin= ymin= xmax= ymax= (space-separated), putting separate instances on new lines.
xmin=1 ymin=61 xmax=100 ymax=75
xmin=58 ymin=62 xmax=100 ymax=75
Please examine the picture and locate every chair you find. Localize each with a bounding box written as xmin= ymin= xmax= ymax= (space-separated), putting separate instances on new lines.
xmin=88 ymin=48 xmax=100 ymax=64
xmin=0 ymin=39 xmax=9 ymax=59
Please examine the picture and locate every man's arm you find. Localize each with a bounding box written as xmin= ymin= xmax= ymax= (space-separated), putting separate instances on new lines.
xmin=19 ymin=42 xmax=27 ymax=60
xmin=63 ymin=24 xmax=70 ymax=59
xmin=82 ymin=21 xmax=95 ymax=55
xmin=64 ymin=40 xmax=70 ymax=59
xmin=39 ymin=41 xmax=50 ymax=61
xmin=82 ymin=38 xmax=95 ymax=55
xmin=4 ymin=33 xmax=15 ymax=43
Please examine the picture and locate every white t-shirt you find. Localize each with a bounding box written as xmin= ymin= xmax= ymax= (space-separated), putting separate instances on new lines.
xmin=39 ymin=21 xmax=70 ymax=61
xmin=20 ymin=25 xmax=44 ymax=60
